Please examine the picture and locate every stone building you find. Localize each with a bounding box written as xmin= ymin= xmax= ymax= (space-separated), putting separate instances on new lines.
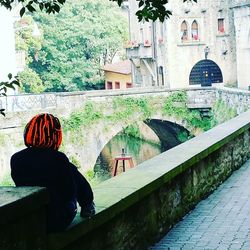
xmin=232 ymin=0 xmax=250 ymax=90
xmin=102 ymin=60 xmax=133 ymax=89
xmin=126 ymin=0 xmax=239 ymax=89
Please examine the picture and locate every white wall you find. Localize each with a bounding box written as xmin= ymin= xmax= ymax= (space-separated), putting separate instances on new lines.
xmin=0 ymin=7 xmax=17 ymax=93
xmin=233 ymin=5 xmax=250 ymax=90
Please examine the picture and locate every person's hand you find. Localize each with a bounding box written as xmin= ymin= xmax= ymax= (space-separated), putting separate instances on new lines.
xmin=80 ymin=201 xmax=96 ymax=218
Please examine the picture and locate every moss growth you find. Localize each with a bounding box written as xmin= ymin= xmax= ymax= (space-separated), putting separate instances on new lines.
xmin=122 ymin=124 xmax=142 ymax=139
xmin=163 ymin=91 xmax=212 ymax=131
xmin=0 ymin=133 xmax=7 ymax=146
xmin=84 ymin=169 xmax=110 ymax=187
xmin=69 ymin=155 xmax=81 ymax=169
xmin=61 ymin=92 xmax=238 ymax=149
xmin=211 ymin=98 xmax=237 ymax=127
xmin=0 ymin=173 xmax=15 ymax=186
xmin=62 ymin=102 xmax=104 ymax=132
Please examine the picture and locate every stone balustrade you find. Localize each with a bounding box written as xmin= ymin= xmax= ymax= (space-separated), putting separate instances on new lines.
xmin=1 ymin=110 xmax=249 ymax=250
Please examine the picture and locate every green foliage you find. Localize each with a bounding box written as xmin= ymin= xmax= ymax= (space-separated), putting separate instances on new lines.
xmin=18 ymin=68 xmax=45 ymax=93
xmin=27 ymin=0 xmax=128 ymax=92
xmin=1 ymin=0 xmax=198 ymax=22
xmin=0 ymin=74 xmax=20 ymax=116
xmin=15 ymin=16 xmax=43 ymax=65
xmin=62 ymin=102 xmax=104 ymax=131
xmin=68 ymin=155 xmax=81 ymax=168
xmin=177 ymin=130 xmax=192 ymax=143
xmin=0 ymin=173 xmax=14 ymax=186
xmin=0 ymin=0 xmax=66 ymax=16
xmin=163 ymin=91 xmax=188 ymax=118
xmin=84 ymin=169 xmax=110 ymax=187
xmin=163 ymin=91 xmax=212 ymax=131
xmin=85 ymin=169 xmax=95 ymax=181
xmin=122 ymin=124 xmax=142 ymax=139
xmin=211 ymin=99 xmax=237 ymax=127
xmin=63 ymin=92 xmax=212 ymax=142
xmin=0 ymin=133 xmax=6 ymax=146
xmin=111 ymin=97 xmax=154 ymax=122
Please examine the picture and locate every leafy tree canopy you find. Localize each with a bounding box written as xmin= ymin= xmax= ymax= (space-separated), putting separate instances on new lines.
xmin=23 ymin=0 xmax=128 ymax=92
xmin=1 ymin=0 xmax=197 ymax=22
xmin=0 ymin=75 xmax=19 ymax=116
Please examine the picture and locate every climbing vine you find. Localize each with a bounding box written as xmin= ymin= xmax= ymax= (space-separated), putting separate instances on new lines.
xmin=211 ymin=98 xmax=237 ymax=127
xmin=162 ymin=91 xmax=212 ymax=131
xmin=61 ymin=91 xmax=241 ymax=149
xmin=62 ymin=102 xmax=104 ymax=132
xmin=122 ymin=123 xmax=142 ymax=139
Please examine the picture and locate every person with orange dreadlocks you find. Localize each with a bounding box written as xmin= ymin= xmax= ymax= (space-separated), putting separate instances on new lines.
xmin=10 ymin=113 xmax=95 ymax=232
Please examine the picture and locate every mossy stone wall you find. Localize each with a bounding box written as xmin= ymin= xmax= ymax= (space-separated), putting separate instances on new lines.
xmin=48 ymin=110 xmax=250 ymax=250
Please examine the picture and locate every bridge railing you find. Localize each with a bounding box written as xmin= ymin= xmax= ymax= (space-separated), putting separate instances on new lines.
xmin=0 ymin=87 xmax=216 ymax=114
xmin=0 ymin=93 xmax=57 ymax=112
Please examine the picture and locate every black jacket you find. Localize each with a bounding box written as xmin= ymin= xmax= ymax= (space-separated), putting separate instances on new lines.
xmin=10 ymin=147 xmax=93 ymax=230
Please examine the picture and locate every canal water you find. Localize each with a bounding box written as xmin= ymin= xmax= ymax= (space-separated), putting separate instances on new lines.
xmin=93 ymin=133 xmax=164 ymax=183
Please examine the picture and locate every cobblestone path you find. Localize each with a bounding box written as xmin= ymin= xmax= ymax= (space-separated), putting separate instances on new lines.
xmin=150 ymin=159 xmax=250 ymax=250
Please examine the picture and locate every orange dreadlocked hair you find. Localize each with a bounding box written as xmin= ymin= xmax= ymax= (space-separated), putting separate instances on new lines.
xmin=24 ymin=113 xmax=62 ymax=150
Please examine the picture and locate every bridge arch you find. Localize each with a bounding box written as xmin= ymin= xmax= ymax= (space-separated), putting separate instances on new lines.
xmin=94 ymin=118 xmax=191 ymax=175
xmin=189 ymin=59 xmax=223 ymax=86
xmin=78 ymin=115 xmax=195 ymax=174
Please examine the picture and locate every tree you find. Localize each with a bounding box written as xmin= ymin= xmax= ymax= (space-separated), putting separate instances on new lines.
xmin=0 ymin=75 xmax=19 ymax=116
xmin=0 ymin=0 xmax=198 ymax=22
xmin=18 ymin=68 xmax=45 ymax=93
xmin=26 ymin=0 xmax=128 ymax=92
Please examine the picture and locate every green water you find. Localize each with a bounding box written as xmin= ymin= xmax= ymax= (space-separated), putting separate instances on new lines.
xmin=93 ymin=134 xmax=163 ymax=182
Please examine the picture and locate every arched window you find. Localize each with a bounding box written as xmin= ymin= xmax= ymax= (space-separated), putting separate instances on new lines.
xmin=191 ymin=20 xmax=199 ymax=41
xmin=181 ymin=21 xmax=188 ymax=42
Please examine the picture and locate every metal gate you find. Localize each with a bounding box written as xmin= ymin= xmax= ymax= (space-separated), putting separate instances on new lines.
xmin=189 ymin=59 xmax=223 ymax=86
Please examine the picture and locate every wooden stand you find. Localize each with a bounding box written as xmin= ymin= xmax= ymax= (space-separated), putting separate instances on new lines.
xmin=112 ymin=156 xmax=134 ymax=177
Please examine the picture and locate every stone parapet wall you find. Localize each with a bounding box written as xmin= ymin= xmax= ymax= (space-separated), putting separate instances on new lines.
xmin=47 ymin=110 xmax=250 ymax=250
xmin=1 ymin=110 xmax=247 ymax=249
xmin=215 ymin=86 xmax=250 ymax=114
xmin=0 ymin=187 xmax=49 ymax=250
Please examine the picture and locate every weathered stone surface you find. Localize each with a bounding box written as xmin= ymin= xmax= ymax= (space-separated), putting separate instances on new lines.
xmin=1 ymin=103 xmax=250 ymax=250
xmin=0 ymin=187 xmax=49 ymax=250
xmin=48 ymin=110 xmax=250 ymax=250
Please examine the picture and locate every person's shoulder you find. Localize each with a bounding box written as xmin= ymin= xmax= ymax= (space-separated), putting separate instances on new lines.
xmin=11 ymin=148 xmax=28 ymax=160
xmin=53 ymin=150 xmax=71 ymax=163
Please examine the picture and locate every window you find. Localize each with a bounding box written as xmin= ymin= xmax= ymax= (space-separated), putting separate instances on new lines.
xmin=218 ymin=18 xmax=225 ymax=33
xmin=107 ymin=81 xmax=112 ymax=89
xmin=191 ymin=20 xmax=199 ymax=41
xmin=115 ymin=81 xmax=120 ymax=89
xmin=140 ymin=27 xmax=144 ymax=44
xmin=247 ymin=29 xmax=250 ymax=46
xmin=181 ymin=21 xmax=188 ymax=42
xmin=126 ymin=82 xmax=132 ymax=88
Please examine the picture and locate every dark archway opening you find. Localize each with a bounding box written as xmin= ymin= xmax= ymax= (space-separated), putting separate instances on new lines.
xmin=144 ymin=119 xmax=191 ymax=150
xmin=189 ymin=59 xmax=223 ymax=86
xmin=93 ymin=120 xmax=192 ymax=182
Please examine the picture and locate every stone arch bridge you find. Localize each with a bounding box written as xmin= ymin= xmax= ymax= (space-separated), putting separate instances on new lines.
xmin=0 ymin=86 xmax=249 ymax=173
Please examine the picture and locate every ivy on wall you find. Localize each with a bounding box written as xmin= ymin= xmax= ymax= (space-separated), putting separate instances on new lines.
xmin=211 ymin=99 xmax=237 ymax=127
xmin=0 ymin=92 xmax=241 ymax=186
xmin=62 ymin=91 xmax=211 ymax=138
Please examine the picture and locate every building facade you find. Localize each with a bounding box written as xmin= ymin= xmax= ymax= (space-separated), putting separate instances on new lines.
xmin=0 ymin=7 xmax=17 ymax=84
xmin=102 ymin=60 xmax=133 ymax=89
xmin=126 ymin=0 xmax=240 ymax=89
xmin=232 ymin=0 xmax=250 ymax=89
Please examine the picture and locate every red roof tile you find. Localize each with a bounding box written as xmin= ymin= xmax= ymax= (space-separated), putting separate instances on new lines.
xmin=102 ymin=60 xmax=131 ymax=75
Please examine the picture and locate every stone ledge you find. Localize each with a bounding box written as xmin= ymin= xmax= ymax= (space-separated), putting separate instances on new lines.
xmin=49 ymin=110 xmax=250 ymax=250
xmin=0 ymin=186 xmax=49 ymax=225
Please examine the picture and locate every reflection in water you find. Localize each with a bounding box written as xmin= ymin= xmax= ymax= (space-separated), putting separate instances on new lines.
xmin=94 ymin=134 xmax=163 ymax=181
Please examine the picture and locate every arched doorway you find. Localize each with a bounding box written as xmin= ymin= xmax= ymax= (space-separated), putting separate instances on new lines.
xmin=189 ymin=59 xmax=223 ymax=86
